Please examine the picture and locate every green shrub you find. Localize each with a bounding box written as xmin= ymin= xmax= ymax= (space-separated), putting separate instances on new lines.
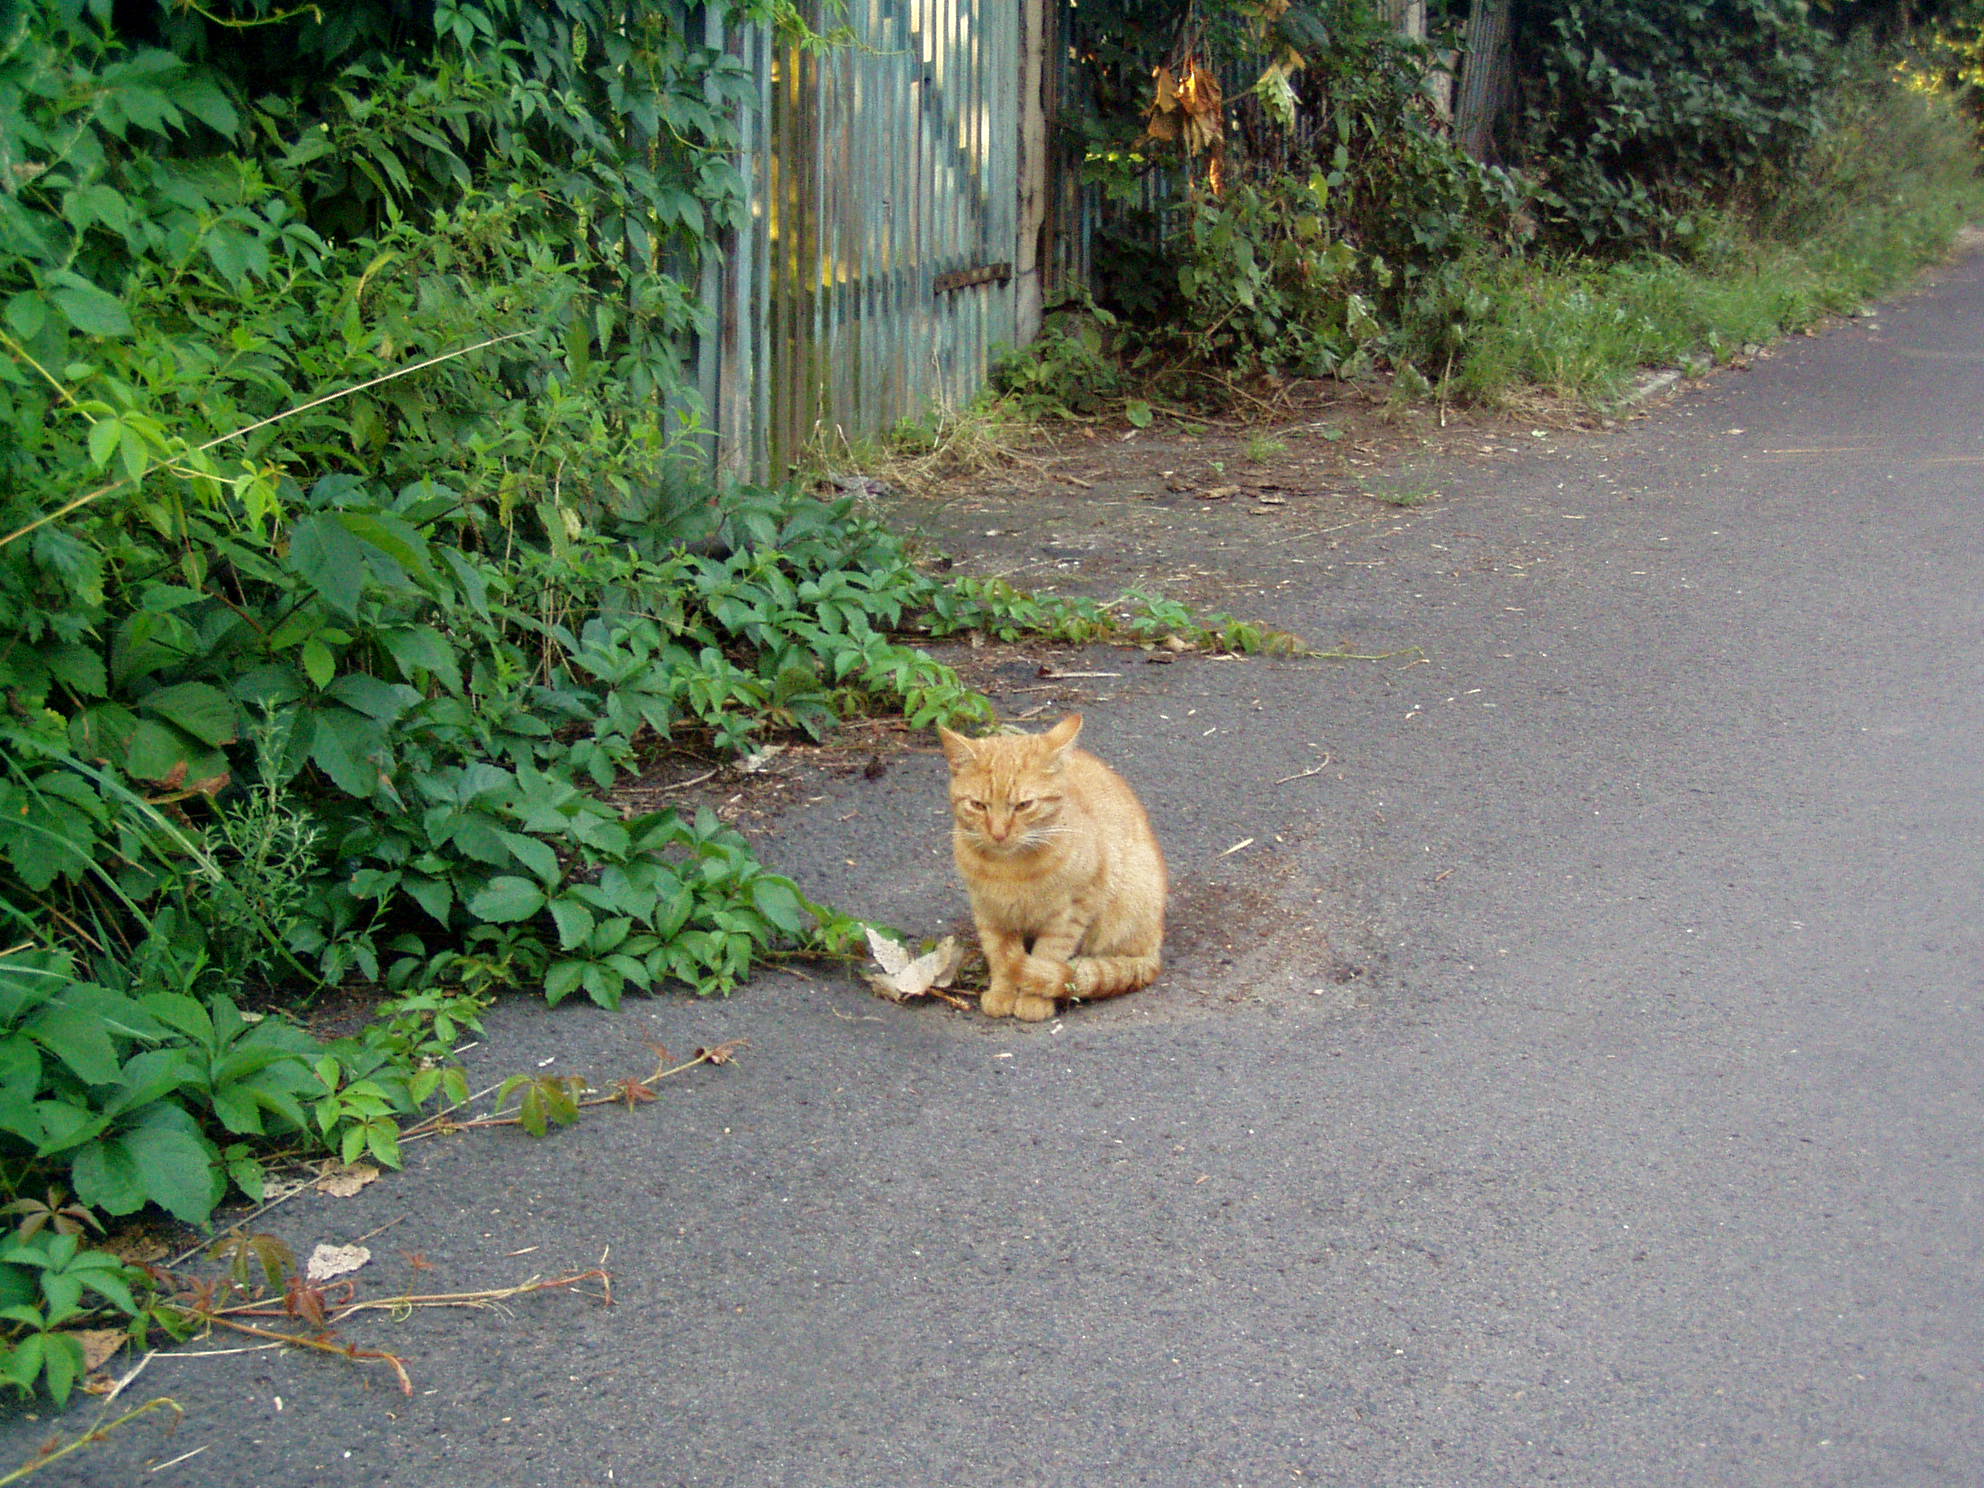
xmin=1518 ymin=0 xmax=1842 ymax=251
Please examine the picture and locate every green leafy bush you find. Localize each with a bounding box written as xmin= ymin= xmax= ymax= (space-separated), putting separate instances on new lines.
xmin=1517 ymin=0 xmax=1841 ymax=251
xmin=1061 ymin=3 xmax=1527 ymax=394
xmin=0 ymin=1226 xmax=146 ymax=1405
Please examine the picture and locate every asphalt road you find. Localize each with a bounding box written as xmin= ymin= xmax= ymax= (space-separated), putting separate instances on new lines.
xmin=7 ymin=250 xmax=1981 ymax=1487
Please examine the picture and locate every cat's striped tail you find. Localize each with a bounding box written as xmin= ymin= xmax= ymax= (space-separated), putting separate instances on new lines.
xmin=1067 ymin=952 xmax=1162 ymax=1002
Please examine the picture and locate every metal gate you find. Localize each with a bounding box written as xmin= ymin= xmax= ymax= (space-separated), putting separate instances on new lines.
xmin=689 ymin=0 xmax=1059 ymax=479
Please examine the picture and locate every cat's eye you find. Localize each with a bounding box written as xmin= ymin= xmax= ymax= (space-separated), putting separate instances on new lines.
xmin=1013 ymin=799 xmax=1035 ymax=811
xmin=965 ymin=798 xmax=986 ymax=811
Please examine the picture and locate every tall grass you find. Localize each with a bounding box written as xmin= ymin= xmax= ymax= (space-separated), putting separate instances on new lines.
xmin=1429 ymin=66 xmax=1984 ymax=408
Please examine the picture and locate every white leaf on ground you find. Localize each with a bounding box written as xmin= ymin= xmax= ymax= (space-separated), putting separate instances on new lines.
xmin=864 ymin=928 xmax=964 ymax=1001
xmin=738 ymin=743 xmax=785 ymax=774
xmin=316 ymin=1161 xmax=382 ymax=1197
xmin=304 ymin=1243 xmax=372 ymax=1282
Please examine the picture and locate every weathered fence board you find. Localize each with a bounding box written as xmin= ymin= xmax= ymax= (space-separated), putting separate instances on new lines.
xmin=686 ymin=0 xmax=1058 ymax=480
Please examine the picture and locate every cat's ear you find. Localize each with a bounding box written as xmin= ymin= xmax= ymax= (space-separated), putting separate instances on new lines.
xmin=937 ymin=726 xmax=977 ymax=771
xmin=1043 ymin=714 xmax=1083 ymax=757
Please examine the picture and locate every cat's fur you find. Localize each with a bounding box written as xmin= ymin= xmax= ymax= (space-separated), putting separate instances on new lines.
xmin=938 ymin=714 xmax=1166 ymax=1021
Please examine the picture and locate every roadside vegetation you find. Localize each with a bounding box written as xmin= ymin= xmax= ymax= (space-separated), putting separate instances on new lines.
xmin=995 ymin=0 xmax=1984 ymax=418
xmin=0 ymin=0 xmax=1298 ymax=1410
xmin=1 ymin=0 xmax=1980 ymax=1416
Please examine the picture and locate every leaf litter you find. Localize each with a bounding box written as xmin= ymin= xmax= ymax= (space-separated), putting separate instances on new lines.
xmin=863 ymin=927 xmax=968 ymax=1006
xmin=304 ymin=1243 xmax=372 ymax=1282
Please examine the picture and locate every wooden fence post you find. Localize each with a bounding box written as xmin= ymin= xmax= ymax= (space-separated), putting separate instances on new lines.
xmin=1454 ymin=0 xmax=1513 ymax=162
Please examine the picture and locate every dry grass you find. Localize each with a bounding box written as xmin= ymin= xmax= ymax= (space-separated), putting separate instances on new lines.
xmin=797 ymin=393 xmax=1047 ymax=492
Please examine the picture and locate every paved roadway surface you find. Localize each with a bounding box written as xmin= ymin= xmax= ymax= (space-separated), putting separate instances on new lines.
xmin=5 ymin=250 xmax=1981 ymax=1486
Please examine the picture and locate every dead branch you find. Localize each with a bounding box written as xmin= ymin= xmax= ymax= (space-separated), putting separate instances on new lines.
xmin=0 ymin=1397 xmax=182 ymax=1486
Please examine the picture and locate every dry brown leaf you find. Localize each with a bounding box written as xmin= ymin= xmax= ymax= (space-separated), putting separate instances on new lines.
xmin=102 ymin=1231 xmax=171 ymax=1265
xmin=864 ymin=928 xmax=965 ymax=1002
xmin=316 ymin=1161 xmax=382 ymax=1197
xmin=1197 ymin=485 xmax=1241 ymax=501
xmin=304 ymin=1242 xmax=372 ymax=1282
xmin=1145 ymin=65 xmax=1182 ymax=143
xmin=1176 ymin=61 xmax=1225 ymax=157
xmin=72 ymin=1328 xmax=126 ymax=1372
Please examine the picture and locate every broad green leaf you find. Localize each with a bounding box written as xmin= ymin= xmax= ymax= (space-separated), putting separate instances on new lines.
xmin=379 ymin=624 xmax=463 ymax=694
xmin=499 ymin=831 xmax=560 ymax=883
xmin=42 ymin=644 xmax=107 ymax=697
xmin=365 ymin=1124 xmax=402 ymax=1169
xmin=334 ymin=510 xmax=433 ymax=582
xmin=31 ymin=1100 xmax=108 ymax=1157
xmin=301 ymin=636 xmax=336 ymax=689
xmin=73 ymin=1256 xmax=140 ymax=1316
xmin=286 ymin=513 xmax=370 ymax=613
xmin=465 ymin=876 xmax=546 ymax=924
xmin=25 ymin=1007 xmax=119 ymax=1086
xmin=651 ymin=877 xmax=694 ymax=941
xmin=137 ymin=681 xmax=237 ymax=747
xmin=0 ymin=1036 xmax=40 ymax=1093
xmin=326 ymin=673 xmax=418 ymax=723
xmin=124 ymin=1110 xmax=221 ymax=1224
xmin=749 ymin=877 xmax=810 ymax=936
xmin=402 ymin=875 xmax=454 ymax=924
xmin=136 ymin=991 xmax=212 ymax=1042
xmin=307 ymin=706 xmax=388 ymax=797
xmin=543 ymin=960 xmax=585 ymax=1006
xmin=3 ymin=292 xmax=48 ymax=339
xmin=101 ymin=1048 xmax=198 ymax=1118
xmin=226 ymin=1146 xmax=267 ymax=1201
xmin=68 ymin=1137 xmax=146 ymax=1216
xmin=59 ymin=984 xmax=166 ymax=1042
xmin=168 ymin=72 xmax=239 ymax=136
xmin=549 ymin=896 xmax=594 ymax=950
xmin=203 ymin=225 xmax=263 ymax=288
xmin=119 ymin=718 xmax=197 ymax=783
xmin=87 ymin=417 xmax=122 ymax=471
xmin=210 ymin=1082 xmax=264 ymax=1135
xmin=40 ymin=1332 xmax=82 ymax=1405
xmin=1 ymin=1334 xmax=44 ymax=1393
xmin=50 ymin=277 xmax=131 ymax=338
xmin=0 ymin=1093 xmax=43 ymax=1146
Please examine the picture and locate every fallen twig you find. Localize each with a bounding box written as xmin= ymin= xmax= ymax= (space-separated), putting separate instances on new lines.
xmin=331 ymin=1267 xmax=614 ymax=1320
xmin=0 ymin=1397 xmax=183 ymax=1486
xmin=146 ymin=1444 xmax=209 ymax=1475
xmin=656 ymin=768 xmax=719 ymax=793
xmin=1258 ymin=508 xmax=1443 ymax=547
xmin=1272 ymin=755 xmax=1332 ymax=785
xmin=1313 ymin=645 xmax=1426 ymax=664
xmin=165 ymin=1309 xmax=415 ymax=1395
xmin=402 ymin=1040 xmax=744 ymax=1141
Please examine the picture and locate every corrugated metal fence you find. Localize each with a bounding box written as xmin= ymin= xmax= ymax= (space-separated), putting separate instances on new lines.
xmin=685 ymin=0 xmax=1063 ymax=480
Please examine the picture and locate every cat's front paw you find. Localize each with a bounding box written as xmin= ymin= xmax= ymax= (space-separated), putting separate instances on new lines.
xmin=980 ymin=983 xmax=1018 ymax=1018
xmin=1016 ymin=956 xmax=1074 ymax=1002
xmin=1011 ymin=993 xmax=1058 ymax=1022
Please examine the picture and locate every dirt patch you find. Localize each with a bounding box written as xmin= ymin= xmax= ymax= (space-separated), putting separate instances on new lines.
xmin=874 ymin=376 xmax=1612 ymax=617
xmin=613 ymin=639 xmax=1178 ymax=842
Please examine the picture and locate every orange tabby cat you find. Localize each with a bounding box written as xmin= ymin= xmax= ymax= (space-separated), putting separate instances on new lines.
xmin=938 ymin=714 xmax=1166 ymax=1021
